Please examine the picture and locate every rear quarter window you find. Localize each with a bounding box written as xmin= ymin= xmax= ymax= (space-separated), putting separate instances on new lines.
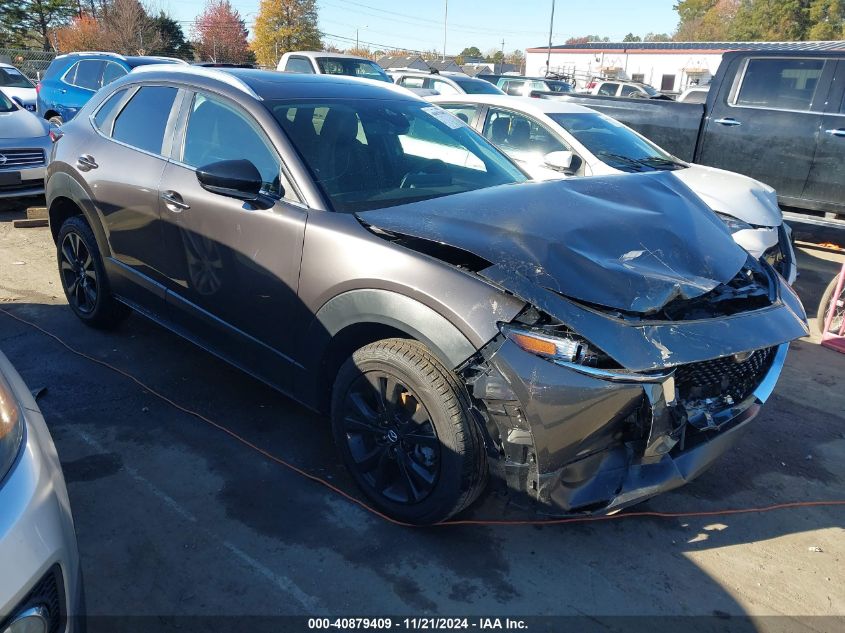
xmin=111 ymin=86 xmax=177 ymax=155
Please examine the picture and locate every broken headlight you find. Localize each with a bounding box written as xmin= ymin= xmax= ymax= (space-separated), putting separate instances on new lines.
xmin=0 ymin=369 xmax=24 ymax=484
xmin=500 ymin=323 xmax=617 ymax=368
xmin=715 ymin=212 xmax=753 ymax=234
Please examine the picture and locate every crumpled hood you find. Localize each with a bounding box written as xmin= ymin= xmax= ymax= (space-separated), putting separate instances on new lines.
xmin=0 ymin=107 xmax=49 ymax=139
xmin=358 ymin=172 xmax=749 ymax=314
xmin=672 ymin=164 xmax=782 ymax=228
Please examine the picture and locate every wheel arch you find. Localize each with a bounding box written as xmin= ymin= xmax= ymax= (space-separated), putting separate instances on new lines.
xmin=47 ymin=171 xmax=110 ymax=258
xmin=307 ymin=289 xmax=479 ymax=411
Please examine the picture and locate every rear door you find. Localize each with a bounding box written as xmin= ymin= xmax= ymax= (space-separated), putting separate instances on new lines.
xmin=801 ymin=60 xmax=845 ymax=216
xmin=86 ymin=84 xmax=181 ymax=305
xmin=698 ymin=56 xmax=831 ymax=199
xmin=158 ymin=90 xmax=308 ymax=391
xmin=61 ymin=59 xmax=103 ymax=120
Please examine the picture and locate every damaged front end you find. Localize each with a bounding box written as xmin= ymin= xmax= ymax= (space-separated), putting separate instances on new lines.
xmin=461 ymin=259 xmax=806 ymax=515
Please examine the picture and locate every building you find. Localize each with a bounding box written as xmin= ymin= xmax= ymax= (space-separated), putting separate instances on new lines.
xmin=377 ymin=55 xmax=430 ymax=71
xmin=524 ymin=40 xmax=845 ymax=92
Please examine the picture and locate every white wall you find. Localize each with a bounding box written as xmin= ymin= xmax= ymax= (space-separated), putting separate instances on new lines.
xmin=525 ymin=49 xmax=724 ymax=91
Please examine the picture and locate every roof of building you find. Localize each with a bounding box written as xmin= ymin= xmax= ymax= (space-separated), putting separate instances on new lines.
xmin=377 ymin=55 xmax=428 ymax=68
xmin=526 ymin=40 xmax=845 ymax=53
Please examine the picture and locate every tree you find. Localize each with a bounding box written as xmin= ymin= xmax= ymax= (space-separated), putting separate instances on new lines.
xmin=565 ymin=35 xmax=610 ymax=44
xmin=344 ymin=47 xmax=375 ymax=59
xmin=193 ymin=0 xmax=251 ymax=63
xmin=100 ymin=0 xmax=162 ymax=55
xmin=251 ymin=0 xmax=320 ymax=67
xmin=644 ymin=32 xmax=673 ymax=41
xmin=0 ymin=0 xmax=77 ymax=50
xmin=623 ymin=33 xmax=642 ymax=42
xmin=55 ymin=13 xmax=103 ymax=51
xmin=459 ymin=46 xmax=482 ymax=58
xmin=808 ymin=0 xmax=845 ymax=39
xmin=151 ymin=12 xmax=194 ymax=58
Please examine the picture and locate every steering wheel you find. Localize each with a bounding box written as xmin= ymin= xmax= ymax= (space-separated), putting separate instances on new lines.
xmin=399 ymin=159 xmax=448 ymax=189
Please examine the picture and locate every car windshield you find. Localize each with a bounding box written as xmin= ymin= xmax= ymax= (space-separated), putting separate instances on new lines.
xmin=545 ymin=81 xmax=572 ymax=93
xmin=268 ymin=99 xmax=526 ymax=212
xmin=316 ymin=58 xmax=392 ymax=83
xmin=452 ymin=78 xmax=503 ymax=94
xmin=0 ymin=67 xmax=34 ymax=88
xmin=549 ymin=112 xmax=685 ymax=172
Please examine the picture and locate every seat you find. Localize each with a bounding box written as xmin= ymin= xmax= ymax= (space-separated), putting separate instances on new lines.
xmin=509 ymin=119 xmax=531 ymax=148
xmin=315 ymin=108 xmax=373 ymax=195
xmin=489 ymin=117 xmax=510 ymax=144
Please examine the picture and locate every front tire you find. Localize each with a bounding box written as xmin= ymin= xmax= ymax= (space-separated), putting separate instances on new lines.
xmin=331 ymin=339 xmax=487 ymax=525
xmin=57 ymin=216 xmax=129 ymax=329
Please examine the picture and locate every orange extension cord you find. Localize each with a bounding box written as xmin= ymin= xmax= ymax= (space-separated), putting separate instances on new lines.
xmin=2 ymin=305 xmax=843 ymax=528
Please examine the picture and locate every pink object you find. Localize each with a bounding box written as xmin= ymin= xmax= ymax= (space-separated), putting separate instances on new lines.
xmin=821 ymin=261 xmax=845 ymax=353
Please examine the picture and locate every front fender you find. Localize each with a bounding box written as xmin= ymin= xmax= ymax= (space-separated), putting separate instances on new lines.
xmin=313 ymin=288 xmax=478 ymax=369
xmin=46 ymin=169 xmax=110 ymax=258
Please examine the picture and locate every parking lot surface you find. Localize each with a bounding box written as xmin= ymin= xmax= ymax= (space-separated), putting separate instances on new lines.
xmin=1 ymin=201 xmax=843 ymax=631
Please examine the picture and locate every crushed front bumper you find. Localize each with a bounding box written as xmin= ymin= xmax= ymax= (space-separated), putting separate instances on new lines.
xmin=470 ymin=337 xmax=790 ymax=515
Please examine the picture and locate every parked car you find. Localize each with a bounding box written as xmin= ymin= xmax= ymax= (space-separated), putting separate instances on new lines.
xmin=0 ymin=63 xmax=37 ymax=111
xmin=551 ymin=50 xmax=845 ymax=220
xmin=477 ymin=74 xmax=573 ymax=97
xmin=278 ymin=51 xmax=392 ymax=83
xmin=388 ymin=69 xmax=504 ymax=96
xmin=46 ymin=65 xmax=807 ymax=523
xmin=677 ymin=86 xmax=709 ymax=104
xmin=0 ymin=91 xmax=54 ymax=199
xmin=0 ymin=349 xmax=84 ymax=632
xmin=429 ymin=94 xmax=797 ymax=283
xmin=36 ymin=52 xmax=186 ymax=125
xmin=586 ymin=79 xmax=669 ymax=99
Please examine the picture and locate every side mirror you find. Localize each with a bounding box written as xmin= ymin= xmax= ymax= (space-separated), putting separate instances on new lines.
xmin=544 ymin=150 xmax=577 ymax=173
xmin=196 ymin=159 xmax=262 ymax=201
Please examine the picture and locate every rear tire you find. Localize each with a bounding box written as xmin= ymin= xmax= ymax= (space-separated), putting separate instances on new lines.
xmin=57 ymin=216 xmax=130 ymax=329
xmin=331 ymin=339 xmax=487 ymax=525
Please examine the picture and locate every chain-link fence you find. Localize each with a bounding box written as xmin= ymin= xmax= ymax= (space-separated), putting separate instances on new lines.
xmin=0 ymin=48 xmax=57 ymax=81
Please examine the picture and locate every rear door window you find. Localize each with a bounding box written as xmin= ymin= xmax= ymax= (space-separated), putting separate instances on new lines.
xmin=112 ymin=85 xmax=177 ymax=155
xmin=735 ymin=58 xmax=826 ymax=111
xmin=285 ymin=57 xmax=314 ymax=73
xmin=597 ymin=82 xmax=619 ymax=96
xmin=72 ymin=60 xmax=104 ymax=90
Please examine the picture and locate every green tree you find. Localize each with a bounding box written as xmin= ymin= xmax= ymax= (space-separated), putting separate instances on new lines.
xmin=807 ymin=0 xmax=845 ymax=38
xmin=459 ymin=46 xmax=482 ymax=58
xmin=623 ymin=32 xmax=642 ymax=42
xmin=0 ymin=0 xmax=77 ymax=50
xmin=730 ymin=0 xmax=810 ymax=40
xmin=252 ymin=0 xmax=320 ymax=67
xmin=151 ymin=11 xmax=194 ymax=58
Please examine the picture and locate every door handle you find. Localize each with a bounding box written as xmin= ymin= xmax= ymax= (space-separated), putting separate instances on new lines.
xmin=76 ymin=154 xmax=98 ymax=171
xmin=714 ymin=118 xmax=742 ymax=127
xmin=825 ymin=128 xmax=845 ymax=137
xmin=160 ymin=191 xmax=190 ymax=211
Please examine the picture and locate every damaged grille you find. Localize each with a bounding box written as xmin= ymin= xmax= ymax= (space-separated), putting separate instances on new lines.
xmin=675 ymin=347 xmax=776 ymax=404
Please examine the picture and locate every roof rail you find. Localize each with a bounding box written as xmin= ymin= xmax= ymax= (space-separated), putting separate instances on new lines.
xmin=57 ymin=51 xmax=127 ymax=60
xmin=129 ymin=64 xmax=262 ymax=100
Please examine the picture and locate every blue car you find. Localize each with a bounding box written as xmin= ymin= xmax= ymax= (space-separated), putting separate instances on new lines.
xmin=36 ymin=52 xmax=185 ymax=125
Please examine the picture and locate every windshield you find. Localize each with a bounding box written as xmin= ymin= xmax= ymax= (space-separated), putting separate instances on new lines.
xmin=545 ymin=81 xmax=572 ymax=93
xmin=549 ymin=112 xmax=685 ymax=172
xmin=642 ymin=84 xmax=660 ymax=97
xmin=316 ymin=58 xmax=392 ymax=83
xmin=0 ymin=67 xmax=34 ymax=88
xmin=269 ymin=99 xmax=526 ymax=212
xmin=453 ymin=78 xmax=504 ymax=95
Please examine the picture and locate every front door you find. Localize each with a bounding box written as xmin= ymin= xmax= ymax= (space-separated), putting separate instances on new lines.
xmin=802 ymin=61 xmax=845 ymax=216
xmin=698 ymin=56 xmax=830 ymax=199
xmin=159 ymin=91 xmax=308 ymax=392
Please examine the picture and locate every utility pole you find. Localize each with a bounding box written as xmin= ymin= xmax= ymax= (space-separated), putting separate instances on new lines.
xmin=443 ymin=0 xmax=448 ymax=62
xmin=545 ymin=0 xmax=555 ymax=77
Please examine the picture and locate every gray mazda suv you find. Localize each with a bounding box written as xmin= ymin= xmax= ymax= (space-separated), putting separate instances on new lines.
xmin=45 ymin=66 xmax=808 ymax=524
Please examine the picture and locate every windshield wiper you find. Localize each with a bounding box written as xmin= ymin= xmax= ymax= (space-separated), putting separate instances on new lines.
xmin=596 ymin=152 xmax=650 ymax=172
xmin=637 ymin=156 xmax=686 ymax=170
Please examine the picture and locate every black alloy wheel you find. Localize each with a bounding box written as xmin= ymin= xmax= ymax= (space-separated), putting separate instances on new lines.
xmin=341 ymin=371 xmax=440 ymax=505
xmin=60 ymin=230 xmax=98 ymax=314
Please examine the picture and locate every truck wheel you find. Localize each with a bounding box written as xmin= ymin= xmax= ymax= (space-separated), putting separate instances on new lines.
xmin=817 ymin=274 xmax=845 ymax=334
xmin=331 ymin=339 xmax=487 ymax=525
xmin=57 ymin=216 xmax=130 ymax=329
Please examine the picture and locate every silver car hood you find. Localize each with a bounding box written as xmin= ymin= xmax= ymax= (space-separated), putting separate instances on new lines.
xmin=0 ymin=107 xmax=49 ymax=139
xmin=672 ymin=165 xmax=782 ymax=228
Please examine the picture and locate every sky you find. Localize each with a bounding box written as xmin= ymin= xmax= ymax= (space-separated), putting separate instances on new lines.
xmin=157 ymin=0 xmax=680 ymax=56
